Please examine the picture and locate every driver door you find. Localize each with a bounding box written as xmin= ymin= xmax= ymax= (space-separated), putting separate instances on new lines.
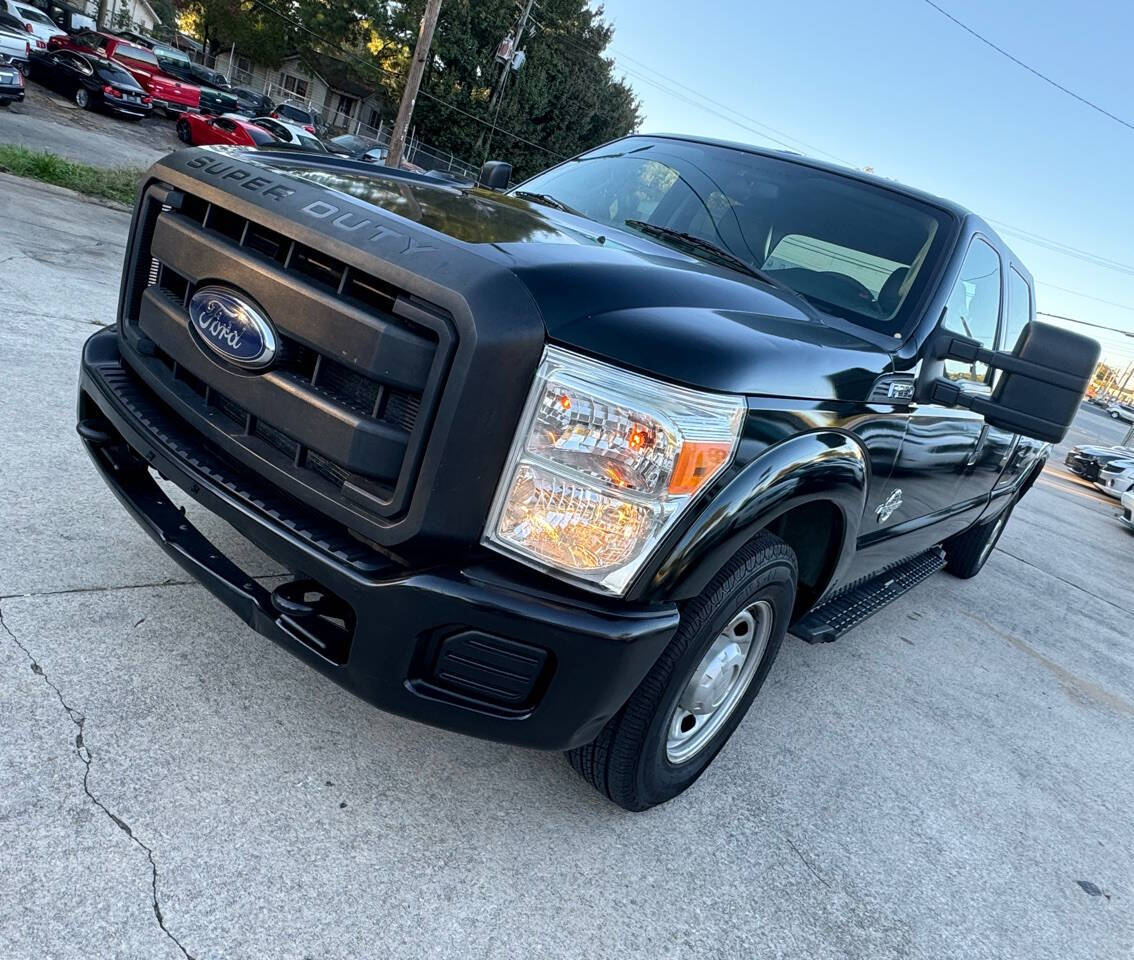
xmin=877 ymin=236 xmax=1003 ymax=538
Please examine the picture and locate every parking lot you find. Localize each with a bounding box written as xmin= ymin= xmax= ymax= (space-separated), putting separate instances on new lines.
xmin=1 ymin=171 xmax=1132 ymax=960
xmin=1 ymin=78 xmax=179 ymax=169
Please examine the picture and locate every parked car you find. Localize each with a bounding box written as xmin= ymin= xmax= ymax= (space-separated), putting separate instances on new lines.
xmin=323 ymin=134 xmax=426 ymax=172
xmin=1120 ymin=489 xmax=1134 ymax=531
xmin=175 ymin=111 xmax=276 ymax=147
xmin=0 ymin=52 xmax=24 ymax=104
xmin=1095 ymin=459 xmax=1134 ymax=498
xmin=188 ymin=61 xmax=229 ymax=90
xmin=1 ymin=10 xmax=37 ymax=68
xmin=0 ymin=23 xmax=31 ymax=76
xmin=269 ymin=98 xmax=321 ymax=133
xmin=0 ymin=0 xmax=62 ymax=48
xmin=1107 ymin=402 xmax=1134 ymax=422
xmin=151 ymin=43 xmax=236 ymax=114
xmin=1065 ymin=444 xmax=1134 ymax=482
xmin=28 ymin=48 xmax=150 ymax=116
xmin=324 ymin=133 xmax=379 ymax=157
xmin=250 ymin=115 xmax=327 ymax=151
xmin=110 ymin=28 xmax=154 ymax=47
xmin=229 ymin=84 xmax=272 ymax=116
xmin=76 ymin=133 xmax=1099 ymax=811
xmin=49 ymin=31 xmax=199 ymax=116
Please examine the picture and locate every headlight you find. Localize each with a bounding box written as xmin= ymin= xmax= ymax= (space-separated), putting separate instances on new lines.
xmin=483 ymin=346 xmax=745 ymax=595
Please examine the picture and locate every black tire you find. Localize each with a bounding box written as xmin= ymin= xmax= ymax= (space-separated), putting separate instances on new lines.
xmin=176 ymin=119 xmax=192 ymax=144
xmin=74 ymin=86 xmax=90 ymax=110
xmin=1111 ymin=411 xmax=1121 ymax=419
xmin=943 ymin=501 xmax=1013 ymax=579
xmin=566 ymin=532 xmax=797 ymax=811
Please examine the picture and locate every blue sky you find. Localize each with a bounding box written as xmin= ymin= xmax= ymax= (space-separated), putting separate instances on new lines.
xmin=597 ymin=0 xmax=1134 ymax=372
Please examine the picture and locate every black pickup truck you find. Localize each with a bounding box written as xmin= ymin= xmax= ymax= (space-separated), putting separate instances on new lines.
xmin=76 ymin=135 xmax=1097 ymax=810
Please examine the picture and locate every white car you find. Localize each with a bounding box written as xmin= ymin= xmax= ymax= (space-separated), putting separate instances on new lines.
xmin=1095 ymin=459 xmax=1134 ymax=498
xmin=249 ymin=115 xmax=328 ymax=152
xmin=1120 ymin=489 xmax=1134 ymax=531
xmin=1107 ymin=402 xmax=1134 ymax=422
xmin=0 ymin=24 xmax=29 ymax=66
xmin=0 ymin=0 xmax=63 ymax=48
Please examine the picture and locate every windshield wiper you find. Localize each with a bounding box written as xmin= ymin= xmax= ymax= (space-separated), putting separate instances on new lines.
xmin=623 ymin=220 xmax=780 ymax=286
xmin=511 ymin=190 xmax=581 ymax=215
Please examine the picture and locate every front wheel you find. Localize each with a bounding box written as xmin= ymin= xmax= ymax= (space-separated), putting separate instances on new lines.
xmin=566 ymin=532 xmax=797 ymax=811
xmin=1111 ymin=411 xmax=1121 ymax=419
xmin=74 ymin=86 xmax=90 ymax=110
xmin=176 ymin=118 xmax=192 ymax=144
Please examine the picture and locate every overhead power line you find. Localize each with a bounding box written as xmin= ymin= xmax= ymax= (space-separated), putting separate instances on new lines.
xmin=920 ymin=0 xmax=1134 ymax=133
xmin=1038 ymin=280 xmax=1134 ymax=314
xmin=992 ymin=220 xmax=1134 ymax=278
xmin=1037 ymin=312 xmax=1134 ymax=337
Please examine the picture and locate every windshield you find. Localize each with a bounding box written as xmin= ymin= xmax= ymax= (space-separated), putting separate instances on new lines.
xmin=17 ymin=6 xmax=55 ymax=24
xmin=277 ymin=103 xmax=312 ymax=123
xmin=117 ymin=43 xmax=157 ymax=67
xmin=154 ymin=45 xmax=190 ymax=68
xmin=516 ymin=137 xmax=955 ymax=334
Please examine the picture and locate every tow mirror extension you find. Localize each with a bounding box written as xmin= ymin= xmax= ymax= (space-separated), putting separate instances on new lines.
xmin=924 ymin=321 xmax=1099 ymax=444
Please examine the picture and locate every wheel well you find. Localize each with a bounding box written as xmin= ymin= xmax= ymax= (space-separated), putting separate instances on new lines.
xmin=764 ymin=500 xmax=844 ymax=619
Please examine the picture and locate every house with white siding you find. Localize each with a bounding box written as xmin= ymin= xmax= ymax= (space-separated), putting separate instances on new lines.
xmin=211 ymin=50 xmax=391 ymax=136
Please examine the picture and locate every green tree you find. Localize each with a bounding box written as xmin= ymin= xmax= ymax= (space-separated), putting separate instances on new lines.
xmin=381 ymin=0 xmax=640 ymax=177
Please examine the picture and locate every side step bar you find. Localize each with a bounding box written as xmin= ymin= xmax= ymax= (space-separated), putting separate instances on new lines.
xmin=791 ymin=548 xmax=947 ymax=644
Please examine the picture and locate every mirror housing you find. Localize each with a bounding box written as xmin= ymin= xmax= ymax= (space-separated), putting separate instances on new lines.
xmin=478 ymin=161 xmax=512 ymax=191
xmin=925 ymin=321 xmax=1099 ymax=444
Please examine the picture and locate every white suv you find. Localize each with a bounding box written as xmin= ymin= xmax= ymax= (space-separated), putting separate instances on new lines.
xmin=1108 ymin=402 xmax=1134 ymax=422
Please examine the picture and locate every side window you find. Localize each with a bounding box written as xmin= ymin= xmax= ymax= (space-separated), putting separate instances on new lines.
xmin=1003 ymin=268 xmax=1032 ymax=351
xmin=943 ymin=237 xmax=1001 ymax=384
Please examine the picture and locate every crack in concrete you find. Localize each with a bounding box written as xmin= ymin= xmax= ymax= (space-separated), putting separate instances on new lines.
xmin=0 ymin=603 xmax=197 ymax=960
xmin=1 ymin=570 xmax=287 ymax=601
xmin=997 ymin=549 xmax=1134 ymax=617
xmin=783 ymin=834 xmax=831 ymax=888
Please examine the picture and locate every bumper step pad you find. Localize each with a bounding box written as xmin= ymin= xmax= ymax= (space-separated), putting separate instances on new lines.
xmin=791 ymin=548 xmax=947 ymax=644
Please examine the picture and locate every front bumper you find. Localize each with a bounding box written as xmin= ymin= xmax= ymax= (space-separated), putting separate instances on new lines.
xmin=78 ymin=328 xmax=678 ymax=750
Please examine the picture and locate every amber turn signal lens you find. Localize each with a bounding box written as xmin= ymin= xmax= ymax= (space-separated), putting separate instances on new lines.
xmin=668 ymin=441 xmax=732 ymax=495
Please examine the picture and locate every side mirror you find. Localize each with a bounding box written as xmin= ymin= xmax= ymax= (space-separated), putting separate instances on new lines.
xmin=478 ymin=160 xmax=512 ymax=190
xmin=925 ymin=321 xmax=1099 ymax=443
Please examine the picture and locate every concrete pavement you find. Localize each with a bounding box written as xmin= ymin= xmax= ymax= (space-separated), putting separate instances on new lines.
xmin=1 ymin=174 xmax=1131 ymax=960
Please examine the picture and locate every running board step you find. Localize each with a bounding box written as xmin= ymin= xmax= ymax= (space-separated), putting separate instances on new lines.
xmin=792 ymin=547 xmax=947 ymax=644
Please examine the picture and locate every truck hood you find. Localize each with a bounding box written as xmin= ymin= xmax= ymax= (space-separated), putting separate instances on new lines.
xmin=236 ymin=152 xmax=894 ymax=400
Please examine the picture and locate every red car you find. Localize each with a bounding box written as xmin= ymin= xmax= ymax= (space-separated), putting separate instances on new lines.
xmin=48 ymin=30 xmax=198 ymax=115
xmin=175 ymin=112 xmax=278 ymax=147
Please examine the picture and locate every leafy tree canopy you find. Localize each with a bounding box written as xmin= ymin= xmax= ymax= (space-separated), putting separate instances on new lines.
xmin=175 ymin=0 xmax=640 ymax=176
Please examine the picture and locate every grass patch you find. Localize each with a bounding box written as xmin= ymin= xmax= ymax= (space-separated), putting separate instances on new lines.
xmin=0 ymin=144 xmax=143 ymax=205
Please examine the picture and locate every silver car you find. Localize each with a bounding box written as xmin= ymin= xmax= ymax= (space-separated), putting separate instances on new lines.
xmin=1095 ymin=459 xmax=1134 ymax=498
xmin=1120 ymin=489 xmax=1134 ymax=531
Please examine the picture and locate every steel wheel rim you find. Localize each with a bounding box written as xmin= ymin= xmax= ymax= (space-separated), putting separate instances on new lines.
xmin=666 ymin=600 xmax=773 ymax=765
xmin=75 ymin=89 xmax=87 ymax=107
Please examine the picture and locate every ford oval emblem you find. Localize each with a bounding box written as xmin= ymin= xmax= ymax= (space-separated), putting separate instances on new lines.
xmin=188 ymin=286 xmax=277 ymax=369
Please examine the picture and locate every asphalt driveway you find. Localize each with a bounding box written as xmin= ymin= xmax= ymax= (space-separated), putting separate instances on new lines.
xmin=1 ymin=174 xmax=1131 ymax=960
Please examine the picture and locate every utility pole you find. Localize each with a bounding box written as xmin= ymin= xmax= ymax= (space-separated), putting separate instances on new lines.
xmin=387 ymin=0 xmax=443 ymax=170
xmin=476 ymin=0 xmax=535 ymax=155
xmin=487 ymin=0 xmax=535 ymax=115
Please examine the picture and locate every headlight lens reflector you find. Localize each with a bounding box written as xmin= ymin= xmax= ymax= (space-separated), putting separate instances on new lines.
xmin=484 ymin=346 xmax=745 ymax=595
